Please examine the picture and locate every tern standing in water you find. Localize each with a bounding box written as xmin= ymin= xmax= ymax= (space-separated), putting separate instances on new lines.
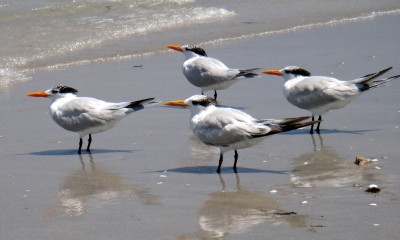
xmin=167 ymin=44 xmax=259 ymax=100
xmin=263 ymin=66 xmax=399 ymax=134
xmin=27 ymin=85 xmax=158 ymax=154
xmin=164 ymin=95 xmax=318 ymax=173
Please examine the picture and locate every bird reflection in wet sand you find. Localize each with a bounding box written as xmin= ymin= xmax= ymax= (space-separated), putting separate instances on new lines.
xmin=291 ymin=134 xmax=379 ymax=188
xmin=181 ymin=174 xmax=307 ymax=239
xmin=188 ymin=134 xmax=219 ymax=165
xmin=58 ymin=154 xmax=159 ymax=216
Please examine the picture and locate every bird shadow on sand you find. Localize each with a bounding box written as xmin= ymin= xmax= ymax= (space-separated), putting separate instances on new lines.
xmin=282 ymin=128 xmax=379 ymax=135
xmin=154 ymin=166 xmax=288 ymax=175
xmin=28 ymin=149 xmax=134 ymax=156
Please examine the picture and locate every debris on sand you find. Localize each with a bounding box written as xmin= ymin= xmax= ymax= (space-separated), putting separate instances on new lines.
xmin=310 ymin=224 xmax=327 ymax=228
xmin=365 ymin=184 xmax=381 ymax=193
xmin=274 ymin=211 xmax=297 ymax=216
xmin=354 ymin=156 xmax=374 ymax=165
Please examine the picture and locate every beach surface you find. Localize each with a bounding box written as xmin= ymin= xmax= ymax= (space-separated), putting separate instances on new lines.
xmin=1 ymin=13 xmax=400 ymax=240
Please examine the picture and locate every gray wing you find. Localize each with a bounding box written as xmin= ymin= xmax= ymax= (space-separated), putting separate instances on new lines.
xmin=51 ymin=97 xmax=130 ymax=132
xmin=184 ymin=57 xmax=240 ymax=87
xmin=193 ymin=108 xmax=270 ymax=147
xmin=285 ymin=77 xmax=359 ymax=110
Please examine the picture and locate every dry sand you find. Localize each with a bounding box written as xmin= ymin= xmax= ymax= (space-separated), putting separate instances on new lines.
xmin=0 ymin=14 xmax=399 ymax=239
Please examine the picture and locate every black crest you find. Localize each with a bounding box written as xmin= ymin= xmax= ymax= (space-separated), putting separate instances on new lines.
xmin=284 ymin=67 xmax=311 ymax=77
xmin=185 ymin=44 xmax=207 ymax=57
xmin=192 ymin=97 xmax=217 ymax=107
xmin=51 ymin=85 xmax=79 ymax=94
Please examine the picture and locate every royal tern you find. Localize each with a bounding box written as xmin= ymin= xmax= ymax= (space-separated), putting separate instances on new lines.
xmin=27 ymin=85 xmax=157 ymax=154
xmin=263 ymin=66 xmax=400 ymax=134
xmin=167 ymin=44 xmax=259 ymax=99
xmin=164 ymin=95 xmax=318 ymax=173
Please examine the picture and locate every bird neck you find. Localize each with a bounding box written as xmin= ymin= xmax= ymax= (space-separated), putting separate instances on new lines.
xmin=188 ymin=105 xmax=211 ymax=117
xmin=283 ymin=74 xmax=305 ymax=83
xmin=184 ymin=51 xmax=201 ymax=60
xmin=50 ymin=93 xmax=77 ymax=102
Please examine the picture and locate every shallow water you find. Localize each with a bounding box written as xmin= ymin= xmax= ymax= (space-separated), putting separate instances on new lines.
xmin=1 ymin=0 xmax=399 ymax=88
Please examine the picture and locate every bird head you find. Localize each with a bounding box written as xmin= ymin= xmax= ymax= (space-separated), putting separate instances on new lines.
xmin=167 ymin=44 xmax=207 ymax=59
xmin=263 ymin=66 xmax=311 ymax=80
xmin=164 ymin=95 xmax=217 ymax=114
xmin=26 ymin=85 xmax=78 ymax=100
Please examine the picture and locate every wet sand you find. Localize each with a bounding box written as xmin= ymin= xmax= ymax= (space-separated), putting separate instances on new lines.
xmin=1 ymin=14 xmax=400 ymax=239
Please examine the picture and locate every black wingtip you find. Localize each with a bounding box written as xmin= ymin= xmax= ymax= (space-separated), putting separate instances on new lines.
xmin=252 ymin=118 xmax=319 ymax=138
xmin=386 ymin=74 xmax=400 ymax=80
xmin=361 ymin=66 xmax=392 ymax=79
xmin=360 ymin=72 xmax=400 ymax=91
xmin=126 ymin=97 xmax=156 ymax=110
xmin=277 ymin=120 xmax=320 ymax=134
xmin=237 ymin=68 xmax=260 ymax=78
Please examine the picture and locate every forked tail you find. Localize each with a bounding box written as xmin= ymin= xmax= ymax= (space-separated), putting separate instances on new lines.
xmin=349 ymin=66 xmax=400 ymax=91
xmin=126 ymin=98 xmax=160 ymax=111
xmin=358 ymin=74 xmax=400 ymax=91
xmin=258 ymin=116 xmax=310 ymax=125
xmin=265 ymin=116 xmax=320 ymax=136
xmin=236 ymin=68 xmax=260 ymax=78
xmin=351 ymin=66 xmax=392 ymax=84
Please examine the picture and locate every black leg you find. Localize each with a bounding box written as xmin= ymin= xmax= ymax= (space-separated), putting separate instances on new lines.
xmin=86 ymin=134 xmax=92 ymax=153
xmin=217 ymin=153 xmax=223 ymax=174
xmin=201 ymin=90 xmax=204 ymax=95
xmin=78 ymin=138 xmax=83 ymax=154
xmin=316 ymin=115 xmax=322 ymax=134
xmin=214 ymin=90 xmax=217 ymax=100
xmin=309 ymin=116 xmax=315 ymax=134
xmin=233 ymin=150 xmax=238 ymax=173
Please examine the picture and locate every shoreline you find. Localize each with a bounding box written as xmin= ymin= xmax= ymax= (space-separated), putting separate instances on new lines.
xmin=3 ymin=8 xmax=400 ymax=89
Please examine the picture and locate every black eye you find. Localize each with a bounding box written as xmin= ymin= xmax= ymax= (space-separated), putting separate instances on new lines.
xmin=192 ymin=100 xmax=202 ymax=106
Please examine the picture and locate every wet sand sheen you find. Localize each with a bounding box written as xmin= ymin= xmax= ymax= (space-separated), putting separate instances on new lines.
xmin=0 ymin=14 xmax=399 ymax=239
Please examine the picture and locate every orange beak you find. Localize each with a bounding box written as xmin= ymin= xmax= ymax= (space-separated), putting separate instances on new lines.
xmin=262 ymin=70 xmax=282 ymax=76
xmin=26 ymin=91 xmax=50 ymax=98
xmin=166 ymin=45 xmax=183 ymax=52
xmin=163 ymin=99 xmax=188 ymax=107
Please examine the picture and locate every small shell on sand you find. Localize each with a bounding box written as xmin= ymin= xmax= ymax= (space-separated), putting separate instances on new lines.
xmin=366 ymin=184 xmax=381 ymax=193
